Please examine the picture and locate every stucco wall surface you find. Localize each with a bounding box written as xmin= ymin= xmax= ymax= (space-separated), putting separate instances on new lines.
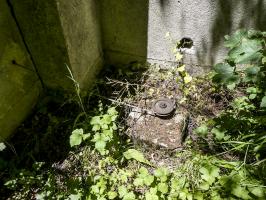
xmin=100 ymin=0 xmax=266 ymax=72
xmin=0 ymin=0 xmax=41 ymax=141
xmin=147 ymin=0 xmax=266 ymax=72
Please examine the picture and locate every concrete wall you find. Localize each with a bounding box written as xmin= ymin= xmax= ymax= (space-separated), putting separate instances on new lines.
xmin=100 ymin=0 xmax=149 ymax=65
xmin=1 ymin=0 xmax=103 ymax=140
xmin=11 ymin=0 xmax=103 ymax=91
xmin=100 ymin=0 xmax=266 ymax=72
xmin=0 ymin=0 xmax=42 ymax=141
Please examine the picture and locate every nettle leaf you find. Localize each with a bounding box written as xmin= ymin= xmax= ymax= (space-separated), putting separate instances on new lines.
xmin=154 ymin=167 xmax=169 ymax=182
xmin=260 ymin=96 xmax=266 ymax=108
xmin=123 ymin=149 xmax=150 ymax=165
xmin=199 ymin=165 xmax=220 ymax=185
xmin=70 ymin=129 xmax=84 ymax=147
xmin=228 ymin=38 xmax=263 ymax=64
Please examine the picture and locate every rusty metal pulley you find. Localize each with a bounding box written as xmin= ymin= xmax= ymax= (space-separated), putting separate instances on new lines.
xmin=152 ymin=98 xmax=176 ymax=117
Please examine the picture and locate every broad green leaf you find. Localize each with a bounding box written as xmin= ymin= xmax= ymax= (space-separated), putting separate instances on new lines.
xmin=107 ymin=107 xmax=118 ymax=116
xmin=157 ymin=182 xmax=168 ymax=194
xmin=108 ymin=191 xmax=118 ymax=199
xmin=145 ymin=192 xmax=159 ymax=200
xmin=92 ymin=124 xmax=100 ymax=131
xmin=246 ymin=87 xmax=257 ymax=94
xmin=194 ymin=191 xmax=204 ymax=200
xmin=175 ymin=52 xmax=183 ymax=61
xmin=262 ymin=56 xmax=266 ymax=64
xmin=82 ymin=133 xmax=90 ymax=140
xmin=224 ymin=30 xmax=247 ymax=49
xmin=70 ymin=129 xmax=83 ymax=147
xmin=213 ymin=63 xmax=238 ymax=85
xmin=69 ymin=193 xmax=82 ymax=200
xmin=194 ymin=124 xmax=208 ymax=137
xmin=177 ymin=65 xmax=185 ymax=72
xmin=95 ymin=140 xmax=106 ymax=152
xmin=249 ymin=94 xmax=257 ymax=100
xmin=90 ymin=116 xmax=101 ymax=125
xmin=228 ymin=38 xmax=263 ymax=64
xmin=118 ymin=185 xmax=127 ymax=198
xmin=211 ymin=127 xmax=226 ymax=141
xmin=184 ymin=74 xmax=192 ymax=83
xmin=244 ymin=66 xmax=260 ymax=82
xmin=133 ymin=178 xmax=144 ymax=187
xmin=260 ymin=96 xmax=266 ymax=108
xmin=123 ymin=192 xmax=135 ymax=200
xmin=213 ymin=63 xmax=234 ymax=75
xmin=232 ymin=185 xmax=251 ymax=199
xmin=199 ymin=181 xmax=209 ymax=191
xmin=102 ymin=114 xmax=112 ymax=125
xmin=154 ymin=167 xmax=169 ymax=182
xmin=249 ymin=187 xmax=265 ymax=198
xmin=123 ymin=149 xmax=150 ymax=165
xmin=199 ymin=165 xmax=220 ymax=185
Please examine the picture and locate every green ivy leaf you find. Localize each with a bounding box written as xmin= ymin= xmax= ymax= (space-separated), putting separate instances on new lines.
xmin=70 ymin=129 xmax=84 ymax=147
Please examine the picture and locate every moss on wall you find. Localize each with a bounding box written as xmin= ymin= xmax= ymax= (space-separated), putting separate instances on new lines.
xmin=0 ymin=0 xmax=42 ymax=140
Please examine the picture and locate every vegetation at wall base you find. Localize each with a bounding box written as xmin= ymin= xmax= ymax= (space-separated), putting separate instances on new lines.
xmin=0 ymin=29 xmax=266 ymax=199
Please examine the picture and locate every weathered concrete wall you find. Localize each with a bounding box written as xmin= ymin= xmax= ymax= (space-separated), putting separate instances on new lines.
xmin=100 ymin=0 xmax=266 ymax=71
xmin=0 ymin=0 xmax=42 ymax=141
xmin=11 ymin=0 xmax=103 ymax=91
xmin=56 ymin=0 xmax=103 ymax=89
xmin=99 ymin=0 xmax=149 ymax=65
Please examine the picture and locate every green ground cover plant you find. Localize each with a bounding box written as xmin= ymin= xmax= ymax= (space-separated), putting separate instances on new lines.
xmin=0 ymin=29 xmax=266 ymax=200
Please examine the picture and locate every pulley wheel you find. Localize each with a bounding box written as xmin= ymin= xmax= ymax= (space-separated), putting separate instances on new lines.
xmin=152 ymin=98 xmax=175 ymax=117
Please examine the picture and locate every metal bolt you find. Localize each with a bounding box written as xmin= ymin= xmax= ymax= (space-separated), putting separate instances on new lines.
xmin=159 ymin=102 xmax=167 ymax=109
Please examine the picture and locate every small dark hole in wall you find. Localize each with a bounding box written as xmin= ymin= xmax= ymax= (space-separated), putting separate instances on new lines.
xmin=12 ymin=59 xmax=17 ymax=65
xmin=178 ymin=37 xmax=193 ymax=49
